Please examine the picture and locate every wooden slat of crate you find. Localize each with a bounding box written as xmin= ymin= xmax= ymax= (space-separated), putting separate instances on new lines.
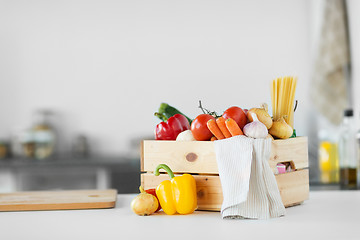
xmin=141 ymin=169 xmax=309 ymax=210
xmin=141 ymin=137 xmax=308 ymax=174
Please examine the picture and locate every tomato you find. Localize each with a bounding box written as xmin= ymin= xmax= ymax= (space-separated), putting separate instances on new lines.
xmin=191 ymin=114 xmax=215 ymax=141
xmin=222 ymin=106 xmax=247 ymax=130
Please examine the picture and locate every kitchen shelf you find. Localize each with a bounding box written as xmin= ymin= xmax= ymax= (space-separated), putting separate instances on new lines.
xmin=0 ymin=156 xmax=140 ymax=193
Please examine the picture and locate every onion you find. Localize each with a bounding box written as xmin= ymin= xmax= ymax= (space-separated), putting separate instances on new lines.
xmin=131 ymin=186 xmax=159 ymax=216
xmin=247 ymin=103 xmax=273 ymax=129
xmin=268 ymin=116 xmax=293 ymax=139
xmin=176 ymin=130 xmax=196 ymax=141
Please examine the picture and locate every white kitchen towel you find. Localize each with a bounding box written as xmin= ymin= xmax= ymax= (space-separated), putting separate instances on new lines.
xmin=214 ymin=136 xmax=285 ymax=219
xmin=310 ymin=0 xmax=350 ymax=125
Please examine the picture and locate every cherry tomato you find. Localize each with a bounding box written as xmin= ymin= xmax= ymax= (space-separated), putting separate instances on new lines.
xmin=191 ymin=114 xmax=215 ymax=141
xmin=222 ymin=106 xmax=247 ymax=130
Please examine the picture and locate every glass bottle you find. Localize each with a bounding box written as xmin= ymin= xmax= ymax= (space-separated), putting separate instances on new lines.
xmin=338 ymin=109 xmax=358 ymax=189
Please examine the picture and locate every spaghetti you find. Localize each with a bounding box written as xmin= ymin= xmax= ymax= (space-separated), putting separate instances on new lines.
xmin=271 ymin=76 xmax=297 ymax=128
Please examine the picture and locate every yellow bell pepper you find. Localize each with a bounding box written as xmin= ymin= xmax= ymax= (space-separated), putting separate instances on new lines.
xmin=154 ymin=164 xmax=197 ymax=215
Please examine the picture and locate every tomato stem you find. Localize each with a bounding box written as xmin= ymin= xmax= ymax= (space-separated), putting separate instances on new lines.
xmin=198 ymin=100 xmax=220 ymax=118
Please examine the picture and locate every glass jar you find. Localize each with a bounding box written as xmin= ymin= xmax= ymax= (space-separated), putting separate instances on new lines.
xmin=32 ymin=110 xmax=56 ymax=160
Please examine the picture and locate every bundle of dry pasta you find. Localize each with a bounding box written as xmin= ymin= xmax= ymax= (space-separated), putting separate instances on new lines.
xmin=271 ymin=76 xmax=297 ymax=128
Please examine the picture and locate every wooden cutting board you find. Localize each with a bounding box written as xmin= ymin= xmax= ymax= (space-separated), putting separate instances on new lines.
xmin=0 ymin=189 xmax=117 ymax=211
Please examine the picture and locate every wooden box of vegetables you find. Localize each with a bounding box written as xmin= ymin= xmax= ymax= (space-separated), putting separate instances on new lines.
xmin=141 ymin=137 xmax=309 ymax=211
xmin=142 ymin=77 xmax=309 ymax=211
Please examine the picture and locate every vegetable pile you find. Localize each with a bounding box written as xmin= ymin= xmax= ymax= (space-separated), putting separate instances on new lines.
xmin=131 ymin=95 xmax=298 ymax=216
xmin=153 ymin=100 xmax=296 ymax=142
xmin=130 ymin=164 xmax=197 ymax=216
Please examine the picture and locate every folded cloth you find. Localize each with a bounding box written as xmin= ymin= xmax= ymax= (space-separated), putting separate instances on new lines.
xmin=214 ymin=135 xmax=285 ymax=219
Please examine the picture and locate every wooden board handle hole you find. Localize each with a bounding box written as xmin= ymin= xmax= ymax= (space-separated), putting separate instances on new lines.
xmin=276 ymin=161 xmax=296 ymax=174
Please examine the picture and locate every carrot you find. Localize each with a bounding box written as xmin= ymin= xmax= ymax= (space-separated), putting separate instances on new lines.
xmin=210 ymin=136 xmax=217 ymax=141
xmin=225 ymin=118 xmax=244 ymax=136
xmin=207 ymin=119 xmax=225 ymax=140
xmin=216 ymin=117 xmax=232 ymax=138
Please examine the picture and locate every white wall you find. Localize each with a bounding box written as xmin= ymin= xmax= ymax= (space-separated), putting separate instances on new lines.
xmin=348 ymin=0 xmax=360 ymax=125
xmin=0 ymin=0 xmax=311 ymax=156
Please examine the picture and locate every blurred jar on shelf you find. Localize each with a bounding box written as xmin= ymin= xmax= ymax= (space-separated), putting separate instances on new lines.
xmin=31 ymin=110 xmax=56 ymax=160
xmin=21 ymin=130 xmax=36 ymax=158
xmin=71 ymin=134 xmax=90 ymax=159
xmin=0 ymin=140 xmax=10 ymax=159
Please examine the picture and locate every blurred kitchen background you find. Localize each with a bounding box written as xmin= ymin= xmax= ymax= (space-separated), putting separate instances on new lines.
xmin=0 ymin=0 xmax=359 ymax=193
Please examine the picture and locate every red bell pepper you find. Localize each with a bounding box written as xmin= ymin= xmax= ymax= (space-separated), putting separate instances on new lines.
xmin=145 ymin=188 xmax=161 ymax=212
xmin=155 ymin=114 xmax=190 ymax=140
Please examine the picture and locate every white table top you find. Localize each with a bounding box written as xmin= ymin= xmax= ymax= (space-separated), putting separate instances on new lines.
xmin=1 ymin=191 xmax=360 ymax=240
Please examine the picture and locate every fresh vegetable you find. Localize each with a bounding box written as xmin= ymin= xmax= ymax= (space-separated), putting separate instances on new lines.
xmin=210 ymin=136 xmax=217 ymax=141
xmin=156 ymin=103 xmax=192 ymax=125
xmin=222 ymin=106 xmax=247 ymax=130
xmin=269 ymin=116 xmax=293 ymax=139
xmin=247 ymin=103 xmax=273 ymax=129
xmin=243 ymin=113 xmax=268 ymax=139
xmin=216 ymin=117 xmax=232 ymax=138
xmin=155 ymin=114 xmax=190 ymax=140
xmin=207 ymin=119 xmax=225 ymax=140
xmin=145 ymin=188 xmax=161 ymax=212
xmin=267 ymin=134 xmax=275 ymax=140
xmin=176 ymin=130 xmax=196 ymax=141
xmin=131 ymin=186 xmax=159 ymax=216
xmin=154 ymin=164 xmax=197 ymax=215
xmin=225 ymin=118 xmax=244 ymax=137
xmin=191 ymin=114 xmax=215 ymax=141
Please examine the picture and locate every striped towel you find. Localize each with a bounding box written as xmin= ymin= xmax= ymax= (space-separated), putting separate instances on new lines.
xmin=214 ymin=135 xmax=286 ymax=219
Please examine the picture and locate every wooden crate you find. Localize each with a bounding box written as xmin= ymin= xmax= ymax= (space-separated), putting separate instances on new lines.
xmin=141 ymin=137 xmax=309 ymax=211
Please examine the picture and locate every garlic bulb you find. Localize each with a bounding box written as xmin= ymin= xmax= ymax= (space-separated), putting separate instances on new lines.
xmin=243 ymin=113 xmax=268 ymax=139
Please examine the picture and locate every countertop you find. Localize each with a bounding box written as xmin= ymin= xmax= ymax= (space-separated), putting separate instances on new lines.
xmin=1 ymin=191 xmax=359 ymax=240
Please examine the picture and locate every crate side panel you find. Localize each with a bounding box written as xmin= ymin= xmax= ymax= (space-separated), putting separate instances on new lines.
xmin=140 ymin=141 xmax=144 ymax=171
xmin=276 ymin=169 xmax=309 ymax=207
xmin=269 ymin=137 xmax=309 ymax=172
xmin=142 ymin=140 xmax=219 ymax=174
xmin=143 ymin=138 xmax=308 ymax=174
xmin=142 ymin=170 xmax=309 ymax=211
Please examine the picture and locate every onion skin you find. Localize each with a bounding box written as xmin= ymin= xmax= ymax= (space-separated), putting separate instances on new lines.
xmin=131 ymin=188 xmax=159 ymax=216
xmin=269 ymin=117 xmax=293 ymax=139
xmin=247 ymin=107 xmax=273 ymax=129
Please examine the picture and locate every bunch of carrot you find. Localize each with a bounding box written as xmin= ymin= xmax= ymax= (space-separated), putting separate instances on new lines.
xmin=207 ymin=117 xmax=243 ymax=141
